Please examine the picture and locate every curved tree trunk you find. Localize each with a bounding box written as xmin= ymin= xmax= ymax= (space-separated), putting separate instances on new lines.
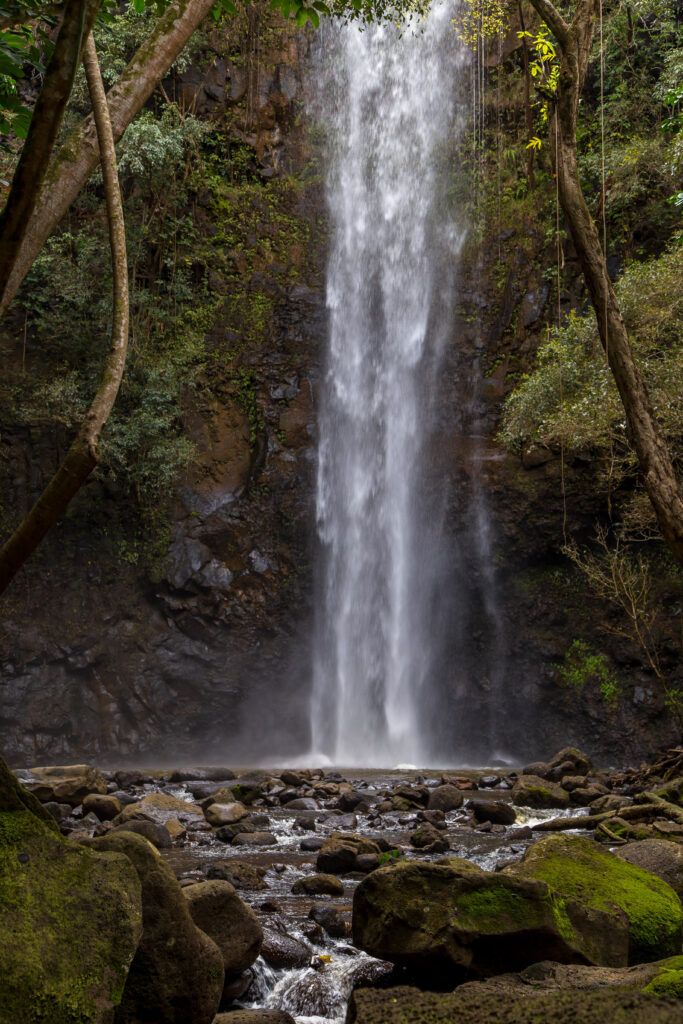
xmin=528 ymin=0 xmax=683 ymax=566
xmin=0 ymin=33 xmax=128 ymax=596
xmin=0 ymin=0 xmax=100 ymax=307
xmin=0 ymin=0 xmax=215 ymax=322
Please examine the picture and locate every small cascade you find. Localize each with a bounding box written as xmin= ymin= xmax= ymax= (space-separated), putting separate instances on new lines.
xmin=309 ymin=2 xmax=468 ymax=766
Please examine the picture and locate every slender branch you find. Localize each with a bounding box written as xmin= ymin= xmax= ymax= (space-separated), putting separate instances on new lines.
xmin=0 ymin=31 xmax=128 ymax=596
xmin=0 ymin=0 xmax=100 ymax=309
xmin=526 ymin=0 xmax=571 ymax=49
xmin=0 ymin=0 xmax=216 ymax=322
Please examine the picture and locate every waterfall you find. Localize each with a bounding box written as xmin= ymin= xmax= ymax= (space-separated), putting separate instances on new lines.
xmin=309 ymin=3 xmax=468 ymax=766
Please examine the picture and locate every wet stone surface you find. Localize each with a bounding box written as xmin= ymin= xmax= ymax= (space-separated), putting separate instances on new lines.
xmin=35 ymin=763 xmax=596 ymax=1023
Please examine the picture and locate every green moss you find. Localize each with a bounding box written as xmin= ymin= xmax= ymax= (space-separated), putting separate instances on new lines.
xmin=0 ymin=772 xmax=142 ymax=1024
xmin=457 ymin=884 xmax=538 ymax=930
xmin=642 ymin=956 xmax=683 ymax=998
xmin=511 ymin=836 xmax=683 ymax=963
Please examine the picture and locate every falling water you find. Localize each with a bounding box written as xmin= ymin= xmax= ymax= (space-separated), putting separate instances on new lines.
xmin=310 ymin=3 xmax=468 ymax=766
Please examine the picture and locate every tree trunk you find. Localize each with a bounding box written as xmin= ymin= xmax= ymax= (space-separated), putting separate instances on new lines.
xmin=0 ymin=33 xmax=128 ymax=596
xmin=0 ymin=0 xmax=215 ymax=322
xmin=528 ymin=0 xmax=683 ymax=566
xmin=0 ymin=0 xmax=100 ymax=308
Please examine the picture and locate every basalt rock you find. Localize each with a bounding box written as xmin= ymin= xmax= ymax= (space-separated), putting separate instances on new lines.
xmin=291 ymin=872 xmax=345 ymax=896
xmin=352 ymin=858 xmax=630 ymax=983
xmin=82 ymin=830 xmax=223 ymax=1024
xmin=427 ymin=784 xmax=464 ymax=812
xmin=260 ymin=927 xmax=311 ymax=969
xmin=504 ymin=835 xmax=683 ymax=964
xmin=468 ymin=799 xmax=516 ymax=826
xmin=207 ymin=859 xmax=268 ymax=890
xmin=83 ymin=792 xmax=122 ymax=821
xmin=110 ymin=819 xmax=172 ymax=849
xmin=24 ymin=764 xmax=107 ymax=806
xmin=114 ymin=792 xmax=204 ymax=827
xmin=0 ymin=758 xmax=142 ymax=1024
xmin=347 ymin=986 xmax=683 ymax=1024
xmin=204 ymin=800 xmax=248 ymax=826
xmin=511 ymin=775 xmax=570 ymax=810
xmin=317 ymin=833 xmax=382 ymax=874
xmin=183 ymin=879 xmax=263 ymax=976
xmin=616 ymin=840 xmax=683 ymax=902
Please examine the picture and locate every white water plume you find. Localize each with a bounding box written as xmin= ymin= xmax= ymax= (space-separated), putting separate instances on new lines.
xmin=309 ymin=3 xmax=468 ymax=766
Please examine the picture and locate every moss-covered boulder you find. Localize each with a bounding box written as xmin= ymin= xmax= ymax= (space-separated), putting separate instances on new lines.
xmin=317 ymin=833 xmax=381 ymax=874
xmin=347 ymin=986 xmax=682 ymax=1024
xmin=642 ymin=956 xmax=683 ymax=998
xmin=83 ymin=832 xmax=223 ymax=1024
xmin=0 ymin=757 xmax=142 ymax=1024
xmin=617 ymin=840 xmax=683 ymax=901
xmin=352 ymin=859 xmax=629 ymax=983
xmin=512 ymin=775 xmax=570 ymax=809
xmin=505 ymin=835 xmax=683 ymax=963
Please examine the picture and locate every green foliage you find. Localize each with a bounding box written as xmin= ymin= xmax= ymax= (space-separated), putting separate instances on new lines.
xmin=378 ymin=848 xmax=404 ymax=865
xmin=499 ymin=240 xmax=683 ymax=526
xmin=555 ymin=639 xmax=620 ymax=708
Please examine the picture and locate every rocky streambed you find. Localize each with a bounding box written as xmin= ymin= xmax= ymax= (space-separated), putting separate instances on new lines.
xmin=2 ymin=746 xmax=683 ymax=1023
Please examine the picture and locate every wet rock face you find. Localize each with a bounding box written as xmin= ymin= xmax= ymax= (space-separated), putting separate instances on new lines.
xmin=0 ymin=15 xmax=678 ymax=769
xmin=352 ymin=859 xmax=631 ymax=984
xmin=504 ymin=835 xmax=683 ymax=965
xmin=0 ymin=759 xmax=143 ymax=1024
xmin=347 ymin=986 xmax=683 ymax=1024
xmin=84 ymin=831 xmax=224 ymax=1024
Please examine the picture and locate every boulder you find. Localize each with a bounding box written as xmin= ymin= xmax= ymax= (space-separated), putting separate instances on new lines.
xmin=183 ymin=879 xmax=263 ymax=975
xmin=410 ymin=823 xmax=449 ymax=853
xmin=616 ymin=840 xmax=683 ymax=901
xmin=549 ymin=747 xmax=593 ymax=776
xmin=43 ymin=800 xmax=72 ymax=822
xmin=207 ymin=859 xmax=268 ymax=890
xmin=110 ymin=819 xmax=172 ymax=849
xmin=231 ymin=831 xmax=277 ymax=846
xmin=0 ymin=757 xmax=142 ymax=1024
xmin=284 ymin=797 xmax=319 ymax=810
xmin=317 ymin=833 xmax=382 ymax=874
xmin=24 ymin=764 xmax=107 ymax=806
xmin=427 ymin=785 xmax=463 ymax=812
xmin=468 ymin=799 xmax=516 ymax=826
xmin=165 ymin=818 xmax=187 ymax=841
xmin=454 ymin=955 xmax=683 ymax=998
xmin=260 ymin=928 xmax=311 ymax=969
xmin=204 ymin=801 xmax=248 ymax=827
xmin=309 ymin=902 xmax=349 ymax=938
xmin=352 ymin=859 xmax=630 ymax=983
xmin=115 ymin=792 xmax=204 ymax=826
xmin=83 ymin=793 xmax=122 ymax=821
xmin=348 ymin=986 xmax=683 ymax=1024
xmin=505 ymin=834 xmax=683 ymax=963
xmin=512 ymin=775 xmax=570 ymax=809
xmin=84 ymin=831 xmax=223 ymax=1024
xmin=291 ymin=872 xmax=344 ymax=896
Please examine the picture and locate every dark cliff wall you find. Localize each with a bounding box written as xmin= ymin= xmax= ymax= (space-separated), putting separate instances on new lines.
xmin=0 ymin=7 xmax=679 ymax=766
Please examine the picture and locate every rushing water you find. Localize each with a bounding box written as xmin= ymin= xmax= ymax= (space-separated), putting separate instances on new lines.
xmin=309 ymin=3 xmax=468 ymax=766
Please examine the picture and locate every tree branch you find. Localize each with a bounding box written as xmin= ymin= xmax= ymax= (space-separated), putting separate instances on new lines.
xmin=0 ymin=0 xmax=215 ymax=322
xmin=526 ymin=0 xmax=571 ymax=50
xmin=0 ymin=0 xmax=100 ymax=310
xmin=0 ymin=30 xmax=128 ymax=596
